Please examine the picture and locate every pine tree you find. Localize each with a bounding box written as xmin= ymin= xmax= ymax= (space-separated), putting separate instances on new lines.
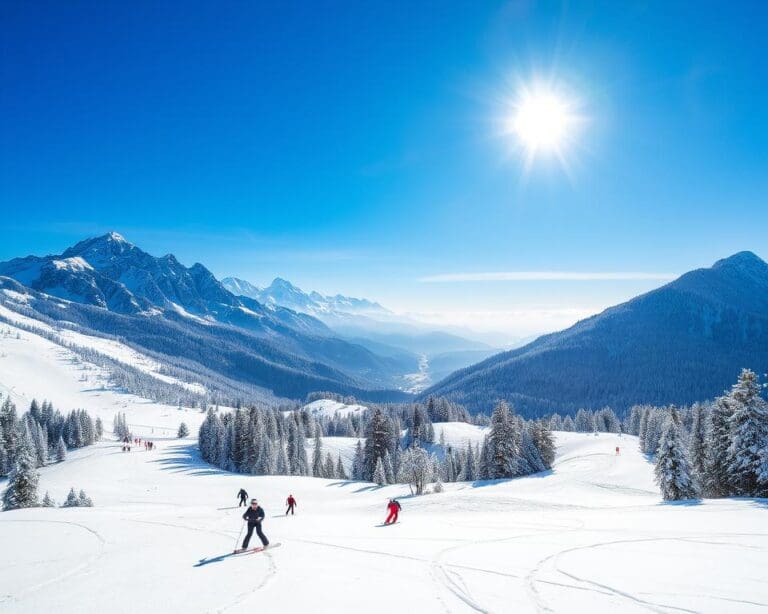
xmin=78 ymin=489 xmax=94 ymax=507
xmin=562 ymin=415 xmax=575 ymax=432
xmin=312 ymin=432 xmax=324 ymax=477
xmin=2 ymin=438 xmax=40 ymax=510
xmin=42 ymin=491 xmax=56 ymax=507
xmin=56 ymin=436 xmax=67 ymax=462
xmin=486 ymin=401 xmax=520 ymax=479
xmin=336 ymin=454 xmax=347 ymax=480
xmin=382 ymin=449 xmax=394 ymax=484
xmin=726 ymin=369 xmax=768 ymax=497
xmin=433 ymin=476 xmax=444 ymax=493
xmin=464 ymin=441 xmax=478 ymax=481
xmin=352 ymin=440 xmax=364 ymax=480
xmin=95 ymin=417 xmax=103 ymax=440
xmin=397 ymin=446 xmax=431 ymax=495
xmin=530 ymin=420 xmax=556 ymax=469
xmin=705 ymin=396 xmax=735 ymax=497
xmin=324 ymin=452 xmax=335 ymax=479
xmin=372 ymin=457 xmax=387 ymax=486
xmin=688 ymin=403 xmax=707 ymax=484
xmin=63 ymin=487 xmax=79 ymax=507
xmin=177 ymin=422 xmax=189 ymax=438
xmin=655 ymin=410 xmax=697 ymax=501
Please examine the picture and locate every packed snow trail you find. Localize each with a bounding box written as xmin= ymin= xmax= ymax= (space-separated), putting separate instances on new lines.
xmin=2 ymin=431 xmax=767 ymax=613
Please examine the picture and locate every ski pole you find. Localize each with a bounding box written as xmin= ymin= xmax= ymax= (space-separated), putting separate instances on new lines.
xmin=234 ymin=521 xmax=245 ymax=550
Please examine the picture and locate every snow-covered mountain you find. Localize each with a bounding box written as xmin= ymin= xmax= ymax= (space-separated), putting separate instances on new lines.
xmin=222 ymin=276 xmax=390 ymax=318
xmin=0 ymin=233 xmax=416 ymax=401
xmin=425 ymin=251 xmax=768 ymax=415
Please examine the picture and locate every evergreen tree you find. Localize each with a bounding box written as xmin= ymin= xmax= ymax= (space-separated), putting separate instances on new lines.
xmin=56 ymin=436 xmax=67 ymax=463
xmin=336 ymin=454 xmax=347 ymax=480
xmin=78 ymin=489 xmax=94 ymax=507
xmin=62 ymin=487 xmax=79 ymax=507
xmin=433 ymin=476 xmax=444 ymax=493
xmin=324 ymin=452 xmax=335 ymax=479
xmin=2 ymin=438 xmax=40 ymax=510
xmin=312 ymin=432 xmax=324 ymax=477
xmin=530 ymin=420 xmax=556 ymax=469
xmin=485 ymin=401 xmax=520 ymax=479
xmin=95 ymin=417 xmax=103 ymax=440
xmin=464 ymin=441 xmax=478 ymax=481
xmin=655 ymin=410 xmax=697 ymax=501
xmin=726 ymin=369 xmax=768 ymax=497
xmin=352 ymin=440 xmax=364 ymax=480
xmin=42 ymin=491 xmax=55 ymax=507
xmin=397 ymin=446 xmax=431 ymax=495
xmin=705 ymin=396 xmax=735 ymax=497
xmin=562 ymin=415 xmax=575 ymax=432
xmin=382 ymin=449 xmax=394 ymax=484
xmin=688 ymin=403 xmax=707 ymax=483
xmin=177 ymin=422 xmax=189 ymax=438
xmin=372 ymin=457 xmax=387 ymax=486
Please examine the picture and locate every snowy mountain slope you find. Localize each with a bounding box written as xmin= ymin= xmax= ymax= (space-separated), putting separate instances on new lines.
xmin=0 ymin=234 xmax=417 ymax=399
xmin=300 ymin=398 xmax=369 ymax=418
xmin=223 ymin=276 xmax=390 ymax=318
xmin=0 ymin=318 xmax=207 ymax=436
xmin=426 ymin=251 xmax=768 ymax=415
xmin=2 ymin=429 xmax=766 ymax=613
xmin=0 ymin=275 xmax=413 ymax=403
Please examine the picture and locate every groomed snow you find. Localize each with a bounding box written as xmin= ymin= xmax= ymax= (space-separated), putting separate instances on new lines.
xmin=2 ymin=428 xmax=767 ymax=613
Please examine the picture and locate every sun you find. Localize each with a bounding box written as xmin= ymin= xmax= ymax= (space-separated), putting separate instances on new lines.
xmin=502 ymin=84 xmax=582 ymax=164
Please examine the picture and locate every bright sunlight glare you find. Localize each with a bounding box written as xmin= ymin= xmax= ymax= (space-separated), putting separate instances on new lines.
xmin=513 ymin=93 xmax=571 ymax=151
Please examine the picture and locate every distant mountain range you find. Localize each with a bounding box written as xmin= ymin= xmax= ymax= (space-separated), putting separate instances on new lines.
xmin=0 ymin=233 xmax=414 ymax=401
xmin=222 ymin=276 xmax=390 ymax=318
xmin=423 ymin=251 xmax=768 ymax=416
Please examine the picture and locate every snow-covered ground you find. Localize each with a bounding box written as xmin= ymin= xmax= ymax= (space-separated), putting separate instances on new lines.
xmin=2 ymin=430 xmax=767 ymax=613
xmin=2 ymin=318 xmax=768 ymax=613
xmin=0 ymin=318 xmax=206 ymax=436
xmin=300 ymin=398 xmax=368 ymax=418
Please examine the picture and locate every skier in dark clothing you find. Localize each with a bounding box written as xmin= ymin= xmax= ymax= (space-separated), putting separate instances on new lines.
xmin=237 ymin=488 xmax=248 ymax=507
xmin=285 ymin=494 xmax=297 ymax=516
xmin=240 ymin=499 xmax=269 ymax=550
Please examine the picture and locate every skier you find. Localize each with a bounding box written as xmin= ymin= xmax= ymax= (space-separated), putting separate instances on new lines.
xmin=285 ymin=494 xmax=297 ymax=515
xmin=615 ymin=446 xmax=620 ymax=455
xmin=238 ymin=488 xmax=249 ymax=507
xmin=239 ymin=499 xmax=269 ymax=551
xmin=384 ymin=498 xmax=401 ymax=525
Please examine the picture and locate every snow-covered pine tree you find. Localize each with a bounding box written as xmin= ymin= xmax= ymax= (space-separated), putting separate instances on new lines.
xmin=654 ymin=409 xmax=697 ymax=501
xmin=486 ymin=401 xmax=520 ymax=479
xmin=311 ymin=432 xmax=324 ymax=477
xmin=352 ymin=440 xmax=364 ymax=480
xmin=42 ymin=491 xmax=55 ymax=507
xmin=530 ymin=420 xmax=556 ymax=469
xmin=95 ymin=417 xmax=103 ymax=440
xmin=688 ymin=403 xmax=707 ymax=484
xmin=726 ymin=369 xmax=768 ymax=497
xmin=464 ymin=441 xmax=478 ymax=481
xmin=275 ymin=439 xmax=289 ymax=475
xmin=324 ymin=452 xmax=335 ymax=479
xmin=372 ymin=457 xmax=387 ymax=486
xmin=336 ymin=454 xmax=347 ymax=480
xmin=705 ymin=395 xmax=735 ymax=497
xmin=62 ymin=487 xmax=79 ymax=507
xmin=2 ymin=438 xmax=40 ymax=510
xmin=638 ymin=407 xmax=650 ymax=450
xmin=78 ymin=489 xmax=93 ymax=507
xmin=177 ymin=422 xmax=189 ymax=438
xmin=562 ymin=415 xmax=575 ymax=432
xmin=56 ymin=436 xmax=67 ymax=462
xmin=382 ymin=449 xmax=394 ymax=484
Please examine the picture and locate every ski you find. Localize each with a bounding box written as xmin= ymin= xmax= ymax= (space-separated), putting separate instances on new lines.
xmin=233 ymin=542 xmax=282 ymax=555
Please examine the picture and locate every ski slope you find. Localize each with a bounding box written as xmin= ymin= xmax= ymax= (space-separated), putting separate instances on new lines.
xmin=2 ymin=430 xmax=767 ymax=613
xmin=2 ymin=319 xmax=768 ymax=612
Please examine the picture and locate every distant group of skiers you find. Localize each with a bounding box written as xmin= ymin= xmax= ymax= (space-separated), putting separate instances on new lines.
xmin=232 ymin=488 xmax=402 ymax=552
xmin=120 ymin=436 xmax=155 ymax=452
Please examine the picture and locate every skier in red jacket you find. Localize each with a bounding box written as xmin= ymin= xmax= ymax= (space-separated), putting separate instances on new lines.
xmin=285 ymin=494 xmax=297 ymax=516
xmin=385 ymin=499 xmax=401 ymax=525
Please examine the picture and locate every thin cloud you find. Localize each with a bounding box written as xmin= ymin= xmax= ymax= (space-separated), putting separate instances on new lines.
xmin=419 ymin=271 xmax=678 ymax=283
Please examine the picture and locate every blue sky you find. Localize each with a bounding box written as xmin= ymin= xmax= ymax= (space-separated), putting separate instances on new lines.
xmin=1 ymin=1 xmax=766 ymax=337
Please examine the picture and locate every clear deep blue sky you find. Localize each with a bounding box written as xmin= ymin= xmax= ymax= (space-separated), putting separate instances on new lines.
xmin=1 ymin=1 xmax=766 ymax=336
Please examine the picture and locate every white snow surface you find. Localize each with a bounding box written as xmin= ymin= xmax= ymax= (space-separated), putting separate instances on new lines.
xmin=301 ymin=398 xmax=368 ymax=418
xmin=1 ymin=326 xmax=767 ymax=612
xmin=2 ymin=427 xmax=767 ymax=612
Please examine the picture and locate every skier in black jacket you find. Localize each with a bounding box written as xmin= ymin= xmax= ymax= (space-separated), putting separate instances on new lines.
xmin=240 ymin=499 xmax=269 ymax=550
xmin=237 ymin=488 xmax=248 ymax=507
